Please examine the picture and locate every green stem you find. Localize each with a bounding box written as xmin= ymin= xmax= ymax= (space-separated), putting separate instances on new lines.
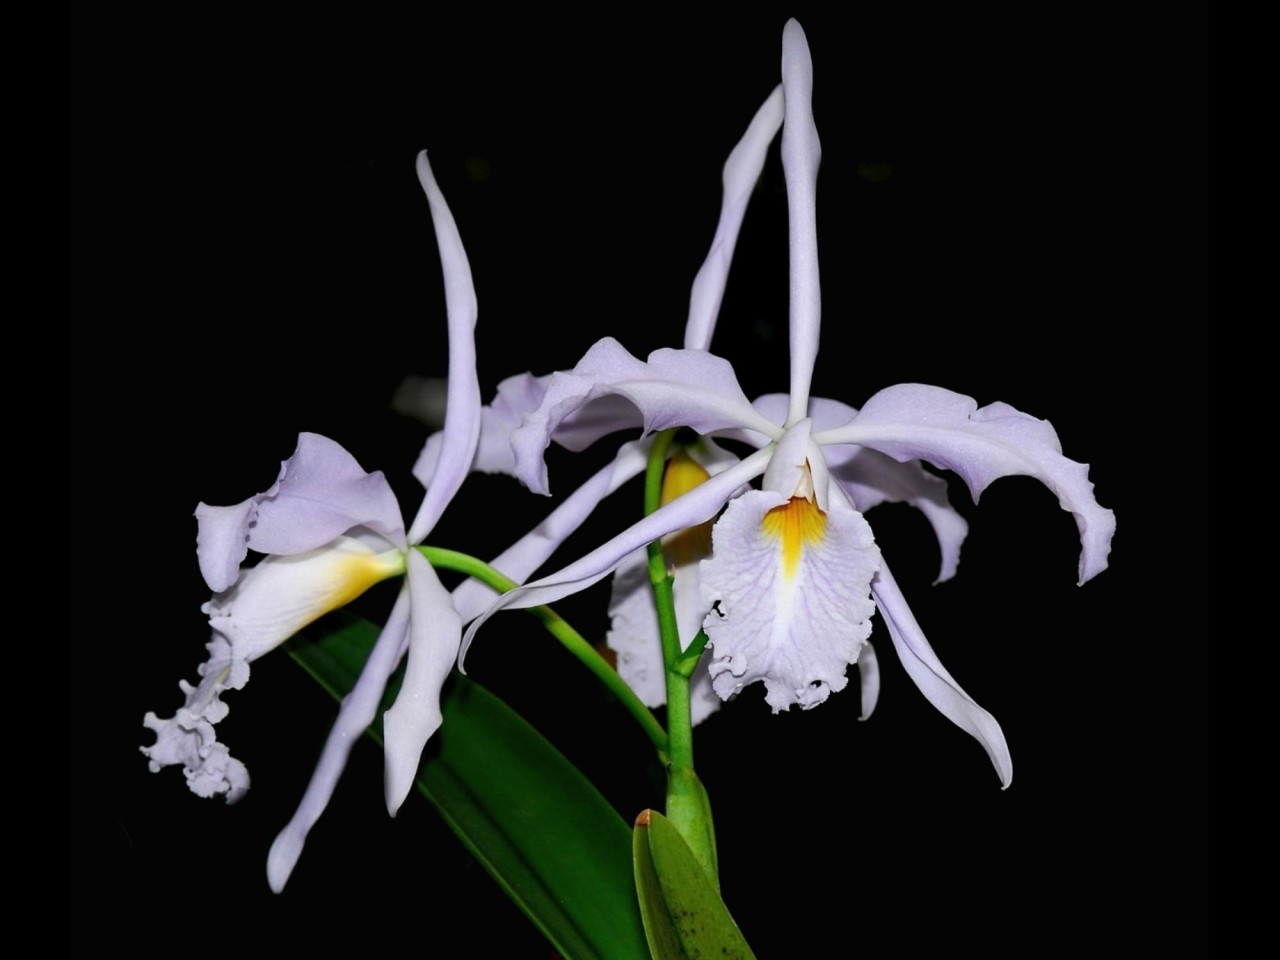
xmin=643 ymin=431 xmax=718 ymax=883
xmin=418 ymin=546 xmax=670 ymax=762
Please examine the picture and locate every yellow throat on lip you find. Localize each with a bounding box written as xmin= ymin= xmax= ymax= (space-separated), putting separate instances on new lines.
xmin=762 ymin=495 xmax=826 ymax=579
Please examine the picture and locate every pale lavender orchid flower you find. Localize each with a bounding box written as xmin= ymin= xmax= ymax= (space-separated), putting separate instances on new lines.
xmin=143 ymin=151 xmax=482 ymax=890
xmin=463 ymin=20 xmax=1116 ymax=788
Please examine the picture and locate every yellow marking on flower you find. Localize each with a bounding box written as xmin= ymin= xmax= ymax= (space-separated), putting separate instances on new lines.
xmin=762 ymin=496 xmax=827 ymax=579
xmin=322 ymin=549 xmax=406 ymax=613
xmin=660 ymin=452 xmax=714 ymax=568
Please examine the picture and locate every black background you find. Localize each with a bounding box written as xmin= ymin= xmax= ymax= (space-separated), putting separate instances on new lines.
xmin=72 ymin=6 xmax=1206 ymax=956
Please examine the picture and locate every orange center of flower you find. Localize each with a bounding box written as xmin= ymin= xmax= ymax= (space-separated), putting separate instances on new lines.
xmin=762 ymin=496 xmax=827 ymax=579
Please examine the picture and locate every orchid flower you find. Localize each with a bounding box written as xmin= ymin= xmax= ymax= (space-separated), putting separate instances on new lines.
xmin=143 ymin=151 xmax=483 ymax=890
xmin=464 ymin=20 xmax=1116 ymax=787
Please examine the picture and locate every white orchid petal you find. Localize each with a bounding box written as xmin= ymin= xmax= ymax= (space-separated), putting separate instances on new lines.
xmin=700 ymin=488 xmax=880 ymax=712
xmin=872 ymin=562 xmax=1012 ymax=788
xmin=383 ymin=549 xmax=461 ymax=815
xmin=511 ymin=338 xmax=778 ymax=495
xmin=781 ymin=20 xmax=822 ymax=424
xmin=685 ymin=85 xmax=785 ymax=351
xmin=202 ymin=536 xmax=405 ymax=662
xmin=266 ymin=587 xmax=413 ymax=892
xmin=817 ymin=383 xmax=1115 ymax=583
xmin=409 ymin=151 xmax=482 ymax=544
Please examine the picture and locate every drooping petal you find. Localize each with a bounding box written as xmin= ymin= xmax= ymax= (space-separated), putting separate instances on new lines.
xmin=203 ymin=536 xmax=405 ymax=662
xmin=266 ymin=587 xmax=413 ymax=892
xmin=141 ymin=633 xmax=251 ymax=802
xmin=195 ymin=434 xmax=406 ymax=591
xmin=816 ymin=383 xmax=1116 ymax=583
xmin=699 ymin=486 xmax=881 ymax=712
xmin=511 ymin=339 xmax=779 ymax=495
xmin=871 ymin=561 xmax=1012 ymax=787
xmin=383 ymin=549 xmax=461 ymax=815
xmin=464 ymin=446 xmax=775 ymax=649
xmin=408 ymin=150 xmax=482 ymax=545
xmin=780 ymin=19 xmax=822 ymax=425
xmin=684 ymin=84 xmax=785 ymax=352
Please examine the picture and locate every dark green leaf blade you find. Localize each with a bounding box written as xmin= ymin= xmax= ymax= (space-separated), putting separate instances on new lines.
xmin=288 ymin=614 xmax=649 ymax=960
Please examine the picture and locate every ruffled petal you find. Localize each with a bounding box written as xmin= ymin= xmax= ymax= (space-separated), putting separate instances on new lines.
xmin=141 ymin=633 xmax=251 ymax=802
xmin=684 ymin=84 xmax=785 ymax=352
xmin=408 ymin=151 xmax=482 ymax=545
xmin=781 ymin=20 xmax=822 ymax=424
xmin=871 ymin=561 xmax=1012 ymax=787
xmin=511 ymin=338 xmax=779 ymax=495
xmin=203 ymin=536 xmax=405 ymax=662
xmin=699 ymin=487 xmax=881 ymax=712
xmin=383 ymin=549 xmax=461 ymax=815
xmin=816 ymin=383 xmax=1116 ymax=583
xmin=464 ymin=446 xmax=774 ymax=650
xmin=266 ymin=587 xmax=413 ymax=892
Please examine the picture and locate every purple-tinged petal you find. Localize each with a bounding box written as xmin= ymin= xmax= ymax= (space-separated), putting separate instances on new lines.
xmin=872 ymin=561 xmax=1012 ymax=787
xmin=816 ymin=383 xmax=1115 ymax=583
xmin=464 ymin=446 xmax=774 ymax=650
xmin=383 ymin=549 xmax=461 ymax=815
xmin=195 ymin=434 xmax=406 ymax=591
xmin=452 ymin=440 xmax=652 ymax=628
xmin=266 ymin=586 xmax=412 ymax=892
xmin=781 ymin=20 xmax=822 ymax=425
xmin=512 ymin=338 xmax=778 ymax=495
xmin=408 ymin=151 xmax=482 ymax=545
xmin=684 ymin=85 xmax=785 ymax=352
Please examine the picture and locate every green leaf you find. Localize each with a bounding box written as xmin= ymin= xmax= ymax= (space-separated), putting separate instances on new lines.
xmin=632 ymin=809 xmax=756 ymax=960
xmin=288 ymin=614 xmax=650 ymax=960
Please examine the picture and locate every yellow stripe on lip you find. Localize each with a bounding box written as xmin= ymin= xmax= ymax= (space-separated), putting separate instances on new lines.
xmin=762 ymin=496 xmax=827 ymax=579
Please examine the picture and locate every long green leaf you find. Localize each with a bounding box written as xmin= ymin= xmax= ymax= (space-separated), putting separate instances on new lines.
xmin=288 ymin=614 xmax=649 ymax=960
